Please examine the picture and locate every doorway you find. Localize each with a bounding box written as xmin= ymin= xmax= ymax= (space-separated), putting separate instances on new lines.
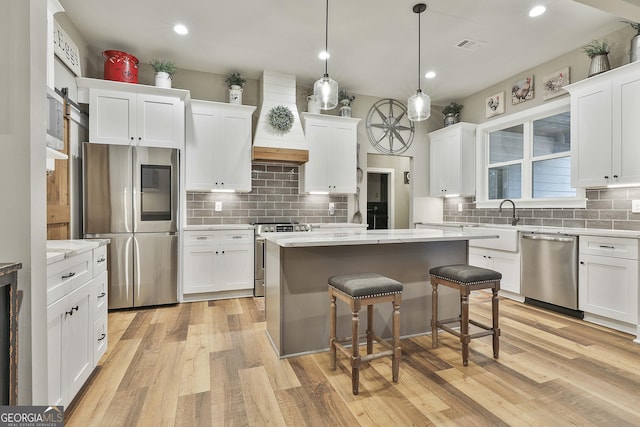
xmin=367 ymin=168 xmax=394 ymax=229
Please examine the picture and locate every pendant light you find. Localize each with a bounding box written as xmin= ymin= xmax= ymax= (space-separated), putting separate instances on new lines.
xmin=407 ymin=3 xmax=431 ymax=122
xmin=313 ymin=0 xmax=338 ymax=110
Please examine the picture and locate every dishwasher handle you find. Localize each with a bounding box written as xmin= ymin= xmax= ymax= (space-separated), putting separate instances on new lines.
xmin=522 ymin=233 xmax=576 ymax=243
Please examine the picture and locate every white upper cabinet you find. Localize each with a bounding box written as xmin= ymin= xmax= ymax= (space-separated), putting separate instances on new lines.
xmin=77 ymin=77 xmax=188 ymax=150
xmin=429 ymin=122 xmax=476 ymax=197
xmin=299 ymin=113 xmax=360 ymax=194
xmin=185 ymin=100 xmax=256 ymax=192
xmin=566 ymin=61 xmax=640 ymax=187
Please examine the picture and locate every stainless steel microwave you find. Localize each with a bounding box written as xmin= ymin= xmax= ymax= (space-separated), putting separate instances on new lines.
xmin=47 ymin=88 xmax=64 ymax=150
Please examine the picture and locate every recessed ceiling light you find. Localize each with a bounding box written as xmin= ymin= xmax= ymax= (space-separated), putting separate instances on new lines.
xmin=529 ymin=5 xmax=546 ymax=17
xmin=174 ymin=24 xmax=188 ymax=35
xmin=425 ymin=71 xmax=436 ymax=79
xmin=318 ymin=50 xmax=330 ymax=60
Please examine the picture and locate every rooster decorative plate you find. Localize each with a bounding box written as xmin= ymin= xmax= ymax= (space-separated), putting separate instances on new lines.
xmin=365 ymin=99 xmax=415 ymax=155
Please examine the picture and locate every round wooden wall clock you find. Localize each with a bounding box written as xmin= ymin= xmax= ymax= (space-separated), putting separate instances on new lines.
xmin=365 ymin=98 xmax=415 ymax=155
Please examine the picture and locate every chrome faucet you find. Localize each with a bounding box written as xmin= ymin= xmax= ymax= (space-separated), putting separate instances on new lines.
xmin=499 ymin=199 xmax=520 ymax=226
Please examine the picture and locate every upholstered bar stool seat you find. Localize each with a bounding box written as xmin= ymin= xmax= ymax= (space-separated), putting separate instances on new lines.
xmin=328 ymin=272 xmax=403 ymax=395
xmin=429 ymin=264 xmax=501 ymax=366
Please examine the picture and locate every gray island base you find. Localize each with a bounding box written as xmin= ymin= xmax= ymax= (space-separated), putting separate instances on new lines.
xmin=263 ymin=229 xmax=498 ymax=358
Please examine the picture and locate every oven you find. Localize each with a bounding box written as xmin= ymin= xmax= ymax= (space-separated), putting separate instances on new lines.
xmin=254 ymin=223 xmax=310 ymax=296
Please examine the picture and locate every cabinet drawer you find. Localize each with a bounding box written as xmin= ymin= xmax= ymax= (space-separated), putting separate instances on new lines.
xmin=579 ymin=235 xmax=638 ymax=259
xmin=93 ymin=271 xmax=108 ymax=317
xmin=93 ymin=314 xmax=108 ymax=365
xmin=217 ymin=230 xmax=253 ymax=245
xmin=47 ymin=251 xmax=93 ymax=305
xmin=93 ymin=245 xmax=107 ymax=276
xmin=184 ymin=231 xmax=217 ymax=246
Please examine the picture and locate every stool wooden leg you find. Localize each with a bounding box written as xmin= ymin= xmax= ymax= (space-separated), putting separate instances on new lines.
xmin=492 ymin=286 xmax=500 ymax=359
xmin=431 ymin=280 xmax=439 ymax=349
xmin=351 ymin=302 xmax=361 ymax=395
xmin=461 ymin=293 xmax=470 ymax=367
xmin=392 ymin=296 xmax=401 ymax=383
xmin=366 ymin=304 xmax=374 ymax=355
xmin=329 ymin=292 xmax=337 ymax=371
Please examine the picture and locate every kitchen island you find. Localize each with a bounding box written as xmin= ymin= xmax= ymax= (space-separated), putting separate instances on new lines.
xmin=264 ymin=228 xmax=499 ymax=358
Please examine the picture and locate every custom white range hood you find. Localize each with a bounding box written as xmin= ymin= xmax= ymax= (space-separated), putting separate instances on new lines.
xmin=252 ymin=71 xmax=309 ymax=164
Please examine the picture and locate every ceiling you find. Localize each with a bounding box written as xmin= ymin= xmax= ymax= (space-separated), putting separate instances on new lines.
xmin=58 ymin=0 xmax=631 ymax=105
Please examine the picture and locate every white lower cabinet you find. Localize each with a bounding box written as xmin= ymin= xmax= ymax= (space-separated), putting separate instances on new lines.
xmin=469 ymin=247 xmax=521 ymax=294
xmin=183 ymin=230 xmax=254 ymax=295
xmin=47 ymin=280 xmax=93 ymax=406
xmin=579 ymin=235 xmax=638 ymax=324
xmin=47 ymin=244 xmax=109 ymax=407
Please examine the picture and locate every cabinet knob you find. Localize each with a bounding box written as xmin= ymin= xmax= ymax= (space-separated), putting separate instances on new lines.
xmin=130 ymin=137 xmax=134 ymax=141
xmin=613 ymin=175 xmax=618 ymax=179
xmin=580 ymin=261 xmax=585 ymax=265
xmin=604 ymin=175 xmax=609 ymax=179
xmin=138 ymin=137 xmax=142 ymax=141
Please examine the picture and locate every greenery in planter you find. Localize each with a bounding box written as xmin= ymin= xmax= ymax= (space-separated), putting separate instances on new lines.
xmin=442 ymin=102 xmax=463 ymax=115
xmin=582 ymin=39 xmax=613 ymax=58
xmin=622 ymin=20 xmax=640 ymax=34
xmin=150 ymin=59 xmax=177 ymax=78
xmin=225 ymin=72 xmax=247 ymax=89
xmin=338 ymin=89 xmax=356 ymax=105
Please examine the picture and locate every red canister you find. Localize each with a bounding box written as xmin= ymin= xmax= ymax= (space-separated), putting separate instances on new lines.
xmin=102 ymin=50 xmax=139 ymax=83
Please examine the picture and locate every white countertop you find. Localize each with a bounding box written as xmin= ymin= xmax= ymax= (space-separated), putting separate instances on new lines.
xmin=309 ymin=223 xmax=368 ymax=230
xmin=46 ymin=239 xmax=110 ymax=264
xmin=263 ymin=228 xmax=498 ymax=248
xmin=184 ymin=224 xmax=255 ymax=231
xmin=416 ymin=222 xmax=640 ymax=239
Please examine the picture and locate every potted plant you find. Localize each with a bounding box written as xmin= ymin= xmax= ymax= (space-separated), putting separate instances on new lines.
xmin=622 ymin=20 xmax=640 ymax=62
xmin=582 ymin=39 xmax=613 ymax=77
xmin=338 ymin=89 xmax=356 ymax=117
xmin=225 ymin=72 xmax=247 ymax=104
xmin=150 ymin=59 xmax=177 ymax=88
xmin=442 ymin=102 xmax=463 ymax=127
xmin=299 ymin=86 xmax=320 ymax=114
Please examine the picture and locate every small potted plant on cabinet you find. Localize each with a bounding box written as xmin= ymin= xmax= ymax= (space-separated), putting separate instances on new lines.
xmin=582 ymin=39 xmax=612 ymax=77
xmin=338 ymin=89 xmax=356 ymax=117
xmin=622 ymin=20 xmax=640 ymax=62
xmin=225 ymin=72 xmax=247 ymax=104
xmin=150 ymin=59 xmax=177 ymax=88
xmin=442 ymin=102 xmax=463 ymax=127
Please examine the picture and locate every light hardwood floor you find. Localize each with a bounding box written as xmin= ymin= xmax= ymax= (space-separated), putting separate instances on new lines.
xmin=65 ymin=294 xmax=640 ymax=426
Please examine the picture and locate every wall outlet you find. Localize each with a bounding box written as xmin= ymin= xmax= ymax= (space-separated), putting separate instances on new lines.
xmin=458 ymin=203 xmax=463 ymax=212
xmin=214 ymin=201 xmax=222 ymax=212
xmin=632 ymin=200 xmax=640 ymax=213
xmin=329 ymin=202 xmax=335 ymax=215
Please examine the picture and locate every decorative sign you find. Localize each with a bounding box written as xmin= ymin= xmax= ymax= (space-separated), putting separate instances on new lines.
xmin=53 ymin=20 xmax=81 ymax=76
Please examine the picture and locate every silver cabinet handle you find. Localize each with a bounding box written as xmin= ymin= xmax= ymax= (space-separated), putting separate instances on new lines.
xmin=196 ymin=236 xmax=207 ymax=240
xmin=598 ymin=245 xmax=615 ymax=249
xmin=232 ymin=235 xmax=242 ymax=239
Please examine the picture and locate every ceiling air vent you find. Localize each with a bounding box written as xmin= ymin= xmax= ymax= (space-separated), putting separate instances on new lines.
xmin=455 ymin=38 xmax=486 ymax=51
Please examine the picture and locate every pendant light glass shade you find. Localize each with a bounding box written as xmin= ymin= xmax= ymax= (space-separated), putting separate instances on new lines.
xmin=408 ymin=89 xmax=431 ymax=121
xmin=314 ymin=74 xmax=338 ymax=110
xmin=408 ymin=3 xmax=431 ymax=122
xmin=314 ymin=0 xmax=338 ymax=110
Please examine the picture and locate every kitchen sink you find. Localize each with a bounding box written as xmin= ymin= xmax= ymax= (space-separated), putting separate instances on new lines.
xmin=466 ymin=226 xmax=519 ymax=251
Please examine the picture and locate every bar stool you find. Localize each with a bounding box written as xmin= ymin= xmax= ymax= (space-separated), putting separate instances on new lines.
xmin=328 ymin=272 xmax=403 ymax=395
xmin=429 ymin=264 xmax=501 ymax=366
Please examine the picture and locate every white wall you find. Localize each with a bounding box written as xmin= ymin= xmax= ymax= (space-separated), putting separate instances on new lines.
xmin=0 ymin=0 xmax=48 ymax=404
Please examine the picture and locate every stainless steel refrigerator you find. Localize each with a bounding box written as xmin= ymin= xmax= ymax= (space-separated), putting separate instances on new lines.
xmin=83 ymin=142 xmax=179 ymax=309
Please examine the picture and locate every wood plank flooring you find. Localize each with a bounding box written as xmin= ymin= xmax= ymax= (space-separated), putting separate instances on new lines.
xmin=65 ymin=294 xmax=640 ymax=426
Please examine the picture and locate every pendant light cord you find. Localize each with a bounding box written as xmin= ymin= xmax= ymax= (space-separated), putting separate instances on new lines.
xmin=325 ymin=0 xmax=329 ymax=76
xmin=417 ymin=7 xmax=421 ymax=91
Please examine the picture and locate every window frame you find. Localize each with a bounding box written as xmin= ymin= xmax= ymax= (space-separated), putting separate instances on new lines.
xmin=475 ymin=97 xmax=585 ymax=209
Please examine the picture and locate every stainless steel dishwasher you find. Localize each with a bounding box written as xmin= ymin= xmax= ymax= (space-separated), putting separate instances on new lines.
xmin=521 ymin=233 xmax=582 ymax=317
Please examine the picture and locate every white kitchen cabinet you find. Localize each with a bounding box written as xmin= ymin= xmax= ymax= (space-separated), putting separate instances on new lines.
xmin=47 ymin=243 xmax=109 ymax=407
xmin=468 ymin=247 xmax=521 ymax=294
xmin=579 ymin=235 xmax=638 ymax=324
xmin=47 ymin=279 xmax=93 ymax=406
xmin=429 ymin=122 xmax=476 ymax=197
xmin=87 ymin=88 xmax=184 ymax=149
xmin=566 ymin=61 xmax=640 ymax=187
xmin=299 ymin=113 xmax=360 ymax=194
xmin=183 ymin=230 xmax=254 ymax=295
xmin=185 ymin=100 xmax=256 ymax=192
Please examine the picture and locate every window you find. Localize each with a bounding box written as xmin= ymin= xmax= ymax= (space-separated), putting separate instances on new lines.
xmin=476 ymin=98 xmax=585 ymax=208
